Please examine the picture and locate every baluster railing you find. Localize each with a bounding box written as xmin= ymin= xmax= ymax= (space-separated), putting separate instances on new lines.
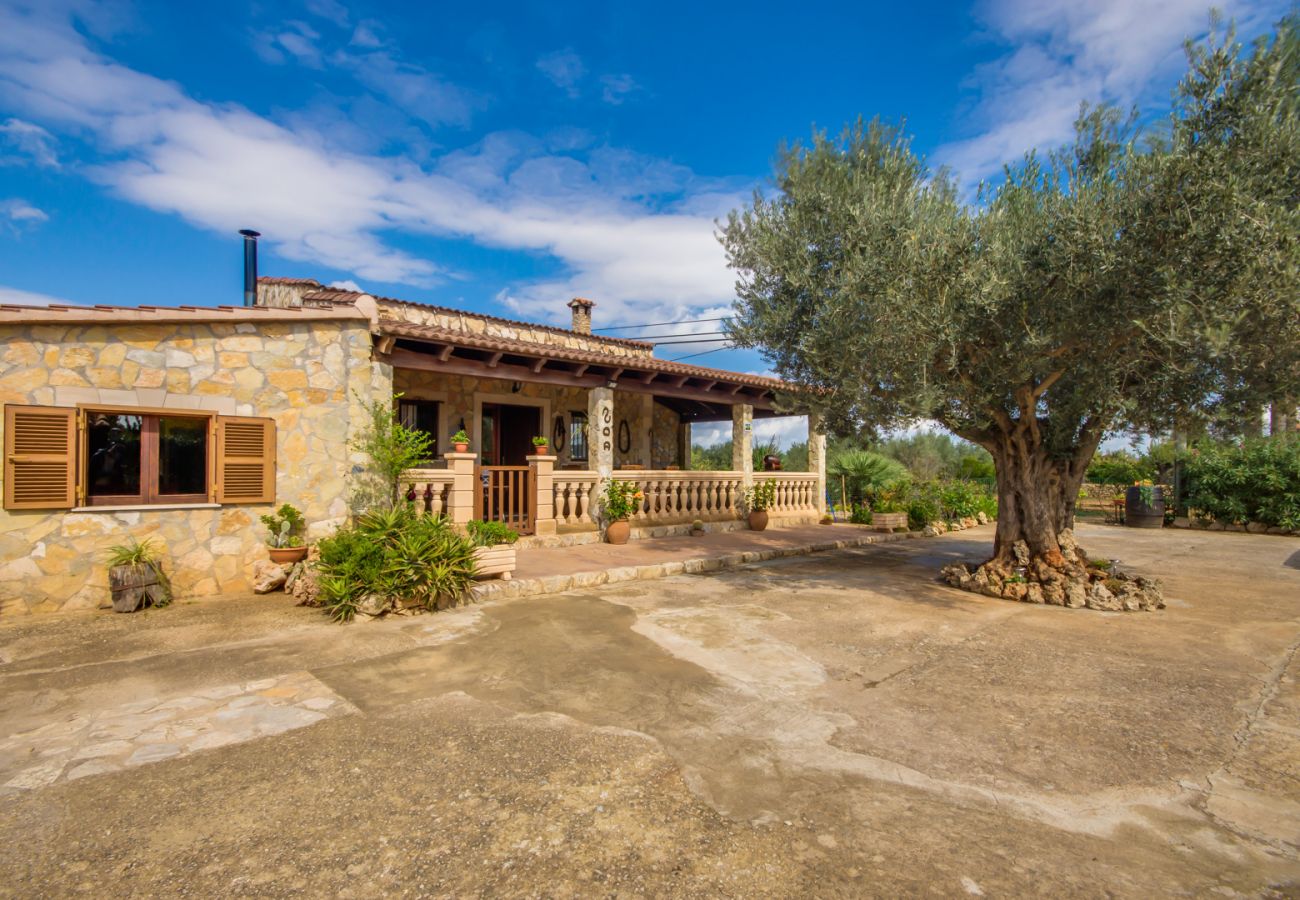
xmin=553 ymin=472 xmax=598 ymax=527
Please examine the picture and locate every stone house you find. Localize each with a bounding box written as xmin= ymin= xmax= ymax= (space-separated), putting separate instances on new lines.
xmin=0 ymin=277 xmax=827 ymax=615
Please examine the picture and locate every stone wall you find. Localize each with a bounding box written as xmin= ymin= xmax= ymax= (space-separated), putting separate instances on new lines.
xmin=0 ymin=317 xmax=381 ymax=615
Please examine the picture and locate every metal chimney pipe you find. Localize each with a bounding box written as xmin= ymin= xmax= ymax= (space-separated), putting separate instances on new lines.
xmin=239 ymin=229 xmax=261 ymax=306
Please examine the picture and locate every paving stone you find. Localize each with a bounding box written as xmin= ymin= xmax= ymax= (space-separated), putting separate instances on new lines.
xmin=127 ymin=744 xmax=182 ymax=766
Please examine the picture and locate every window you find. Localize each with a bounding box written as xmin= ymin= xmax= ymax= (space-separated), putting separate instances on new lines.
xmin=2 ymin=404 xmax=276 ymax=510
xmin=85 ymin=412 xmax=209 ymax=505
xmin=569 ymin=411 xmax=589 ymax=461
xmin=398 ymin=399 xmax=441 ymax=464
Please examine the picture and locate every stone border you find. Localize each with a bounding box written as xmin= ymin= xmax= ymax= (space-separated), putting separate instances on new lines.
xmin=470 ymin=529 xmax=925 ymax=602
xmin=1169 ymin=518 xmax=1297 ymax=536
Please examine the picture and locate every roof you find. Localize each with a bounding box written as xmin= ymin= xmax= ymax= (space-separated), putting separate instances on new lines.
xmin=259 ymin=276 xmax=654 ymax=351
xmin=0 ymin=302 xmax=369 ymax=325
xmin=378 ymin=319 xmax=790 ymax=392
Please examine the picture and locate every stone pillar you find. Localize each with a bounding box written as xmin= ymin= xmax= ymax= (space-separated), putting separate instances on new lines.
xmin=529 ymin=454 xmax=557 ymax=536
xmin=589 ymin=387 xmax=614 ymax=480
xmin=444 ymin=451 xmax=478 ymax=526
xmin=732 ymin=403 xmax=753 ymax=488
xmin=808 ymin=411 xmax=828 ymax=515
xmin=638 ymin=393 xmax=654 ymax=467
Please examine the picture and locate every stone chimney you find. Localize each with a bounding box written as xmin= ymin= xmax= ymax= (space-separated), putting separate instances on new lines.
xmin=568 ymin=297 xmax=595 ymax=334
xmin=255 ymin=277 xmax=322 ymax=309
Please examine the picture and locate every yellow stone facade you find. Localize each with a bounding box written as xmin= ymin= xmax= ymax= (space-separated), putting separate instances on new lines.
xmin=0 ymin=317 xmax=384 ymax=616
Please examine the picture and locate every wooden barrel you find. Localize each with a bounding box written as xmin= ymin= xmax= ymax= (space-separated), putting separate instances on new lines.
xmin=109 ymin=564 xmax=168 ymax=612
xmin=1124 ymin=486 xmax=1165 ymax=528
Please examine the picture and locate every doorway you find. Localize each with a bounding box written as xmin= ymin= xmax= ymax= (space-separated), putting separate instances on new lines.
xmin=481 ymin=403 xmax=541 ymax=466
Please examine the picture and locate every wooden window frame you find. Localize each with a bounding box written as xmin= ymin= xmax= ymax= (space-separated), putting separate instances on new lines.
xmin=80 ymin=406 xmax=213 ymax=507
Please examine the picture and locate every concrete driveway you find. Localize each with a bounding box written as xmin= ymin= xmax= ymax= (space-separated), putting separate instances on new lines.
xmin=1 ymin=524 xmax=1298 ymax=897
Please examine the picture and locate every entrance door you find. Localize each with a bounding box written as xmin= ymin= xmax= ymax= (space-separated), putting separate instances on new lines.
xmin=479 ymin=403 xmax=541 ymax=534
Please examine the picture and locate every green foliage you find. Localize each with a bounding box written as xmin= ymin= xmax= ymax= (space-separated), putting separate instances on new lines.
xmin=829 ymin=449 xmax=908 ymax=506
xmin=466 ymin=519 xmax=520 ymax=547
xmin=849 ymin=505 xmax=872 ymax=525
xmin=720 ymin=17 xmax=1299 ymax=544
xmin=350 ymin=394 xmax=434 ymax=513
xmin=602 ymin=480 xmax=644 ymax=520
xmin=874 ymin=433 xmax=993 ymax=482
xmin=1086 ymin=452 xmax=1151 ymax=485
xmin=874 ymin=480 xmax=997 ymax=530
xmin=260 ymin=503 xmax=305 ymax=548
xmin=105 ymin=539 xmax=172 ymax=607
xmin=745 ymin=479 xmax=777 ymax=512
xmin=314 ymin=507 xmax=477 ymax=622
xmin=531 ymin=435 xmax=549 ymax=448
xmin=450 ymin=429 xmax=470 ymax=445
xmin=689 ymin=438 xmax=807 ymax=472
xmin=1183 ymin=440 xmax=1300 ymax=528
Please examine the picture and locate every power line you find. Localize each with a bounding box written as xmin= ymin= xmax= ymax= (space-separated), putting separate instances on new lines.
xmin=647 ymin=336 xmax=734 ymax=346
xmin=595 ymin=316 xmax=730 ymax=332
xmin=667 ymin=344 xmax=736 ymax=361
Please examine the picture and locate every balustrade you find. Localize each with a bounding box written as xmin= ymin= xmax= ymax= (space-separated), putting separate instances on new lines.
xmin=401 ymin=469 xmax=456 ymax=517
xmin=553 ymin=471 xmax=598 ymax=527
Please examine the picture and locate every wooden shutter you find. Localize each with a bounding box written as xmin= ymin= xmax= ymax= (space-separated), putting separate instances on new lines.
xmin=3 ymin=405 xmax=77 ymax=509
xmin=215 ymin=416 xmax=276 ymax=504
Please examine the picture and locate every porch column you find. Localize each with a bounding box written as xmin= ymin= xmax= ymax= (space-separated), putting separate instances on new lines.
xmin=679 ymin=420 xmax=692 ymax=469
xmin=444 ymin=451 xmax=477 ymax=526
xmin=589 ymin=387 xmax=614 ymax=479
xmin=529 ymin=453 xmax=557 ymax=536
xmin=732 ymin=403 xmax=753 ymax=489
xmin=808 ymin=411 xmax=828 ymax=515
xmin=639 ymin=393 xmax=654 ymax=466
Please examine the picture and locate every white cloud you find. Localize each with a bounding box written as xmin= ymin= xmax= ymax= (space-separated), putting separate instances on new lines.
xmin=252 ymin=20 xmax=325 ymax=69
xmin=328 ymin=279 xmax=362 ymax=291
xmin=0 ymin=284 xmax=74 ymax=305
xmin=690 ymin=416 xmax=810 ymax=451
xmin=305 ymin=0 xmax=350 ymax=28
xmin=0 ymin=117 xmax=59 ymax=167
xmin=934 ymin=0 xmax=1283 ymax=184
xmin=536 ymin=49 xmax=586 ymax=98
xmin=0 ymin=197 xmax=48 ymax=233
xmin=599 ymin=73 xmax=640 ymax=106
xmin=0 ymin=4 xmax=741 ymax=325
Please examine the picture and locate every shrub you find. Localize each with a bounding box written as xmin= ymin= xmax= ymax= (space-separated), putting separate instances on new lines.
xmin=315 ymin=506 xmax=476 ymax=622
xmin=1183 ymin=440 xmax=1300 ymax=529
xmin=602 ymin=480 xmax=644 ymax=520
xmin=745 ymin=479 xmax=777 ymax=512
xmin=1086 ymin=451 xmax=1150 ymax=485
xmin=873 ymin=479 xmax=996 ymax=529
xmin=350 ymin=393 xmax=434 ymax=513
xmin=849 ymin=505 xmax=872 ymax=525
xmin=466 ymin=519 xmax=519 ymax=547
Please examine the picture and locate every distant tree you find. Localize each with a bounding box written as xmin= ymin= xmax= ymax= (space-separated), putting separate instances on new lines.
xmin=721 ymin=17 xmax=1299 ymax=591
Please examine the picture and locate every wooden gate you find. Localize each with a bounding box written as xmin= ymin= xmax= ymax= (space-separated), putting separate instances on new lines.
xmin=476 ymin=465 xmax=535 ymax=534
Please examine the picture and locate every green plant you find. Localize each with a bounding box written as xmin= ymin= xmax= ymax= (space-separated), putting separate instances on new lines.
xmin=466 ymin=519 xmax=520 ymax=547
xmin=260 ymin=503 xmax=305 ymax=548
xmin=451 ymin=429 xmax=470 ymax=445
xmin=691 ymin=518 xmax=704 ymax=530
xmin=531 ymin=435 xmax=549 ymax=448
xmin=314 ymin=507 xmax=476 ymax=622
xmin=350 ymin=393 xmax=434 ymax=513
xmin=105 ymin=539 xmax=172 ymax=607
xmin=745 ymin=479 xmax=776 ymax=512
xmin=1183 ymin=440 xmax=1300 ymax=528
xmin=849 ymin=505 xmax=872 ymax=525
xmin=829 ymin=449 xmax=908 ymax=508
xmin=602 ymin=480 xmax=643 ymax=520
xmin=1087 ymin=452 xmax=1151 ymax=486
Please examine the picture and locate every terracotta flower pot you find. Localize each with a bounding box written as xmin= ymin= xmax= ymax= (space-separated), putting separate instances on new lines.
xmin=453 ymin=442 xmax=469 ymax=453
xmin=605 ymin=519 xmax=631 ymax=545
xmin=533 ymin=444 xmax=549 ymax=455
xmin=748 ymin=510 xmax=769 ymax=532
xmin=268 ymin=546 xmax=308 ymax=565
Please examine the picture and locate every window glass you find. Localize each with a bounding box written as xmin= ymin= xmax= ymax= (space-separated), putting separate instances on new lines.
xmin=158 ymin=417 xmax=207 ymax=496
xmin=86 ymin=413 xmax=142 ymax=499
xmin=569 ymin=412 xmax=589 ymax=461
xmin=398 ymin=399 xmax=440 ymax=463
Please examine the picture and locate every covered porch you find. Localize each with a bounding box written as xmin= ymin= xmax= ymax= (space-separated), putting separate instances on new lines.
xmin=380 ymin=318 xmax=827 ymax=539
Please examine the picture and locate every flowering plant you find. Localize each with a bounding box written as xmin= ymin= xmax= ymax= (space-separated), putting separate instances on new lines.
xmin=602 ymin=479 xmax=644 ymax=520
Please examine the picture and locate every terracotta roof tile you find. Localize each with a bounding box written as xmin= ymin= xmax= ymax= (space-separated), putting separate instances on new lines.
xmin=378 ymin=319 xmax=793 ymax=393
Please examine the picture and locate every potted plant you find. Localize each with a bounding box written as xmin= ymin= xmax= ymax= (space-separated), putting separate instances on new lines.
xmin=745 ymin=480 xmax=776 ymax=531
xmin=531 ymin=435 xmax=550 ymax=455
xmin=106 ymin=539 xmax=172 ymax=613
xmin=451 ymin=429 xmax=470 ymax=453
xmin=870 ymin=499 xmax=909 ymax=533
xmin=690 ymin=518 xmax=706 ymax=537
xmin=261 ymin=503 xmax=307 ymax=564
xmin=1125 ymin=480 xmax=1165 ymax=528
xmin=466 ymin=520 xmax=520 ymax=580
xmin=819 ymin=514 xmax=834 ymax=525
xmin=602 ymin=480 xmax=643 ymax=544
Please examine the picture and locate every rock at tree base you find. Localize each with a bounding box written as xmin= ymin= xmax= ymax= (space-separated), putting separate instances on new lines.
xmin=290 ymin=566 xmax=321 ymax=607
xmin=252 ymin=561 xmax=287 ymax=594
xmin=939 ymin=529 xmax=1164 ymax=612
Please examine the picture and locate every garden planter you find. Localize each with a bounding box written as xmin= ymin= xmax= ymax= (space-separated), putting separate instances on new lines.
xmin=472 ymin=544 xmax=516 ymax=580
xmin=109 ymin=564 xmax=170 ymax=613
xmin=748 ymin=510 xmax=769 ymax=532
xmin=1125 ymin=486 xmax=1165 ymax=529
xmin=871 ymin=511 xmax=908 ymax=532
xmin=532 ymin=444 xmax=549 ymax=455
xmin=453 ymin=442 xmax=469 ymax=453
xmin=605 ymin=519 xmax=631 ymax=544
xmin=268 ymin=546 xmax=308 ymax=565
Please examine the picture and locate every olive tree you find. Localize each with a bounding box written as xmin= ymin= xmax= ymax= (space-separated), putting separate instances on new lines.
xmin=721 ymin=19 xmax=1298 ymax=591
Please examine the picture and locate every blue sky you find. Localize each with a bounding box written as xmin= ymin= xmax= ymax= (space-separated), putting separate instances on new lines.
xmin=0 ymin=0 xmax=1287 ymax=445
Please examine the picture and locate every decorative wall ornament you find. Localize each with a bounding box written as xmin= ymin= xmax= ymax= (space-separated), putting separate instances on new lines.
xmin=553 ymin=415 xmax=566 ymax=452
xmin=617 ymin=419 xmax=631 ymax=454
